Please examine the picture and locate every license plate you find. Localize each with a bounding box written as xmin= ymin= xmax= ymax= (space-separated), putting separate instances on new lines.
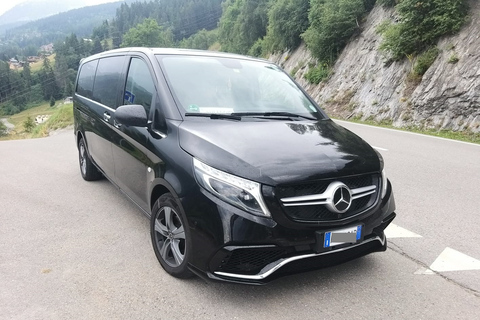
xmin=324 ymin=225 xmax=362 ymax=248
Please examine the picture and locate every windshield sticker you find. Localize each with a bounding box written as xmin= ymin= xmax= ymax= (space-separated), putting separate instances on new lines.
xmin=198 ymin=107 xmax=234 ymax=114
xmin=124 ymin=91 xmax=135 ymax=104
xmin=188 ymin=104 xmax=200 ymax=112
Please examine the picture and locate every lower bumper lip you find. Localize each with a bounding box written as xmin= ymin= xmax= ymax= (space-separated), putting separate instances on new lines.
xmin=213 ymin=234 xmax=386 ymax=281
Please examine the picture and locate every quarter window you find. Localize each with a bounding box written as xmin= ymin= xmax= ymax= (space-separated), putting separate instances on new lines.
xmin=76 ymin=60 xmax=98 ymax=99
xmin=124 ymin=58 xmax=155 ymax=115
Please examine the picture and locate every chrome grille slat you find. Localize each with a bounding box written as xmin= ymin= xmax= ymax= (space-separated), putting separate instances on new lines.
xmin=281 ymin=185 xmax=376 ymax=206
xmin=275 ymin=174 xmax=380 ymax=222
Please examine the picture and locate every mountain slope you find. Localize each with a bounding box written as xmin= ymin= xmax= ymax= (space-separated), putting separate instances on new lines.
xmin=271 ymin=2 xmax=480 ymax=133
xmin=0 ymin=0 xmax=92 ymax=26
xmin=2 ymin=1 xmax=126 ymax=47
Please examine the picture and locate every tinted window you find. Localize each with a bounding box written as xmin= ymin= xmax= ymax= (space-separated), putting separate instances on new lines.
xmin=76 ymin=60 xmax=98 ymax=99
xmin=124 ymin=58 xmax=155 ymax=115
xmin=92 ymin=56 xmax=124 ymax=108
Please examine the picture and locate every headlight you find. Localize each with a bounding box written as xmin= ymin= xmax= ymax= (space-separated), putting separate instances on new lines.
xmin=375 ymin=149 xmax=388 ymax=199
xmin=193 ymin=158 xmax=271 ymax=217
xmin=381 ymin=168 xmax=388 ymax=198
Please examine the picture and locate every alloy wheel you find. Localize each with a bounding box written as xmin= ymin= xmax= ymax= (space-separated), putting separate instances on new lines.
xmin=153 ymin=206 xmax=186 ymax=267
xmin=79 ymin=142 xmax=87 ymax=176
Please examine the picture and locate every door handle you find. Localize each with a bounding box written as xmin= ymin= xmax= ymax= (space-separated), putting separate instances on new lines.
xmin=103 ymin=112 xmax=111 ymax=121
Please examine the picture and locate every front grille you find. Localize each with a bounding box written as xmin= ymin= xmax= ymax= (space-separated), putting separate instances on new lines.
xmin=217 ymin=248 xmax=288 ymax=275
xmin=276 ymin=174 xmax=379 ymax=222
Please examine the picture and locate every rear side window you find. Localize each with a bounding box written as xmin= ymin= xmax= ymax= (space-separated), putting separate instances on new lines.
xmin=76 ymin=60 xmax=98 ymax=99
xmin=92 ymin=56 xmax=124 ymax=109
xmin=124 ymin=58 xmax=155 ymax=115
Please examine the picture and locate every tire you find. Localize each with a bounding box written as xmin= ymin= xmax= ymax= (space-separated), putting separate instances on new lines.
xmin=78 ymin=137 xmax=102 ymax=181
xmin=151 ymin=193 xmax=193 ymax=278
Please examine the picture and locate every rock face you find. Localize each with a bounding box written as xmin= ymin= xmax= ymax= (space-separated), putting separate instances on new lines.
xmin=270 ymin=2 xmax=480 ymax=133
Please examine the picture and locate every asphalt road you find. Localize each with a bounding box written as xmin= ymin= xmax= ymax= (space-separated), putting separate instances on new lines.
xmin=1 ymin=125 xmax=479 ymax=319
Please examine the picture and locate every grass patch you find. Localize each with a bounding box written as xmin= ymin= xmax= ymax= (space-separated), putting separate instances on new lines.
xmin=0 ymin=101 xmax=73 ymax=140
xmin=346 ymin=117 xmax=480 ymax=145
xmin=31 ymin=103 xmax=73 ymax=138
xmin=5 ymin=102 xmax=57 ymax=135
xmin=17 ymin=54 xmax=56 ymax=72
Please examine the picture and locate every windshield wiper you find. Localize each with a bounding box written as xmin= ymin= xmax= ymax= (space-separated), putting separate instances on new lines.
xmin=184 ymin=113 xmax=241 ymax=121
xmin=231 ymin=112 xmax=317 ymax=120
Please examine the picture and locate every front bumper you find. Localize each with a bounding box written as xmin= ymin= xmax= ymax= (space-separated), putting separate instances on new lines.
xmin=204 ymin=212 xmax=394 ymax=285
xmin=213 ymin=234 xmax=386 ymax=283
xmin=183 ymin=181 xmax=396 ymax=285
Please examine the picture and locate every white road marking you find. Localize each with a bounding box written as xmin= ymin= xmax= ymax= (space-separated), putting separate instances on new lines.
xmin=414 ymin=267 xmax=435 ymax=275
xmin=372 ymin=146 xmax=389 ymax=151
xmin=385 ymin=223 xmax=422 ymax=238
xmin=334 ymin=120 xmax=480 ymax=147
xmin=430 ymin=247 xmax=480 ymax=272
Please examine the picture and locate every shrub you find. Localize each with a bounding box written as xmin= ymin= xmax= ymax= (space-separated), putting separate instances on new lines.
xmin=376 ymin=20 xmax=392 ymax=34
xmin=413 ymin=47 xmax=439 ymax=76
xmin=247 ymin=38 xmax=264 ymax=57
xmin=448 ymin=53 xmax=459 ymax=64
xmin=0 ymin=120 xmax=7 ymax=136
xmin=304 ymin=64 xmax=331 ymax=84
xmin=379 ymin=0 xmax=468 ymax=60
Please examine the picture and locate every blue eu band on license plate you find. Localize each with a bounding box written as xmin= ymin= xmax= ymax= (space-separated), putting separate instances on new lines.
xmin=324 ymin=225 xmax=362 ymax=248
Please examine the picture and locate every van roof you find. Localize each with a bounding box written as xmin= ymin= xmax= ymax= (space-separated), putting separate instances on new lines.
xmin=81 ymin=47 xmax=267 ymax=64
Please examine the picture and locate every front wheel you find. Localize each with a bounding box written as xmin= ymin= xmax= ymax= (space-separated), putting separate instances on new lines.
xmin=151 ymin=193 xmax=193 ymax=278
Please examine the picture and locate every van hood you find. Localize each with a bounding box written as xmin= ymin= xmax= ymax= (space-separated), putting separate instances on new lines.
xmin=178 ymin=119 xmax=380 ymax=186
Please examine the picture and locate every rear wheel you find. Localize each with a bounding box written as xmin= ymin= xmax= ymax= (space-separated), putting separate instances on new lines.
xmin=151 ymin=193 xmax=192 ymax=278
xmin=78 ymin=137 xmax=102 ymax=181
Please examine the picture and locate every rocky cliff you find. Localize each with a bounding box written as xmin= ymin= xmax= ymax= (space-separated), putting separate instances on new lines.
xmin=270 ymin=1 xmax=480 ymax=133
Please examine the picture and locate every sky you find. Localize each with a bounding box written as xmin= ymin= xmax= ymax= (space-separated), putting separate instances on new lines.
xmin=0 ymin=0 xmax=120 ymax=16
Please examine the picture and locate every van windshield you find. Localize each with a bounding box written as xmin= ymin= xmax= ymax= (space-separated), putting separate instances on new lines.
xmin=156 ymin=55 xmax=324 ymax=120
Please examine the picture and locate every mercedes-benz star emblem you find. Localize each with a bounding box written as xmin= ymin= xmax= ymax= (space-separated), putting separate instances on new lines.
xmin=326 ymin=183 xmax=352 ymax=214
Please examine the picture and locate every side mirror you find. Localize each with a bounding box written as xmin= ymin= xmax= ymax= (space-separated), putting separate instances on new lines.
xmin=115 ymin=104 xmax=147 ymax=127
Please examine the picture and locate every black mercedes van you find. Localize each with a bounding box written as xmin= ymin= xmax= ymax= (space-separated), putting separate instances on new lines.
xmin=73 ymin=48 xmax=396 ymax=284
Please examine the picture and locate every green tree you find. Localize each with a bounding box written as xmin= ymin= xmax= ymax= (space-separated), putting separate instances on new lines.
xmin=92 ymin=20 xmax=110 ymax=40
xmin=23 ymin=116 xmax=35 ymax=133
xmin=0 ymin=61 xmax=12 ymax=102
xmin=179 ymin=29 xmax=218 ymax=50
xmin=40 ymin=57 xmax=60 ymax=100
xmin=218 ymin=0 xmax=269 ymax=55
xmin=11 ymin=73 xmax=28 ymax=109
xmin=64 ymin=81 xmax=74 ymax=97
xmin=262 ymin=0 xmax=310 ymax=53
xmin=22 ymin=62 xmax=32 ymax=88
xmin=302 ymin=0 xmax=365 ymax=63
xmin=377 ymin=0 xmax=397 ymax=7
xmin=91 ymin=37 xmax=103 ymax=54
xmin=121 ymin=18 xmax=174 ymax=48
